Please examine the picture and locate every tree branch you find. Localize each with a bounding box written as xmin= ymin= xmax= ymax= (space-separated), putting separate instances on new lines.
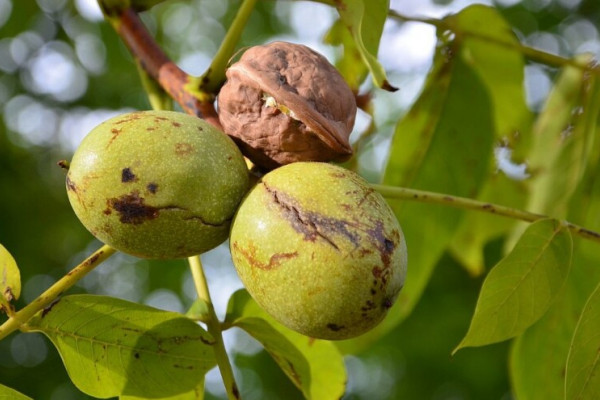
xmin=111 ymin=7 xmax=222 ymax=128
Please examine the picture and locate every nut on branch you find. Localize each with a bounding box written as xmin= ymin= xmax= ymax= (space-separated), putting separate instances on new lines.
xmin=217 ymin=41 xmax=357 ymax=169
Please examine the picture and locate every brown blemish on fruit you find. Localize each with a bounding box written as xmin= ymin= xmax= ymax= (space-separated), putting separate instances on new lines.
xmin=326 ymin=323 xmax=345 ymax=332
xmin=146 ymin=127 xmax=155 ymax=131
xmin=233 ymin=241 xmax=298 ymax=270
xmin=172 ymin=122 xmax=182 ymax=127
xmin=175 ymin=143 xmax=194 ymax=156
xmin=147 ymin=183 xmax=158 ymax=194
xmin=107 ymin=191 xmax=159 ymax=224
xmin=263 ymin=182 xmax=360 ymax=249
xmin=66 ymin=176 xmax=77 ymax=192
xmin=107 ymin=128 xmax=122 ymax=147
xmin=121 ymin=167 xmax=137 ymax=183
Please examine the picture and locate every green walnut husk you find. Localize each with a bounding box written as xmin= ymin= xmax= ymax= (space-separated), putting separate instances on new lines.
xmin=66 ymin=110 xmax=249 ymax=259
xmin=229 ymin=162 xmax=407 ymax=340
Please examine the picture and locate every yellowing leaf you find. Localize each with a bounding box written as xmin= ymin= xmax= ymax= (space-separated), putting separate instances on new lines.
xmin=0 ymin=243 xmax=20 ymax=312
xmin=455 ymin=219 xmax=572 ymax=352
xmin=225 ymin=290 xmax=346 ymax=400
xmin=28 ymin=295 xmax=215 ymax=399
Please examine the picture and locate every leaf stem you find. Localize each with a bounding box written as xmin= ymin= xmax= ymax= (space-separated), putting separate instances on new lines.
xmin=188 ymin=255 xmax=240 ymax=400
xmin=0 ymin=244 xmax=116 ymax=341
xmin=388 ymin=10 xmax=600 ymax=75
xmin=372 ymin=184 xmax=600 ymax=244
xmin=195 ymin=0 xmax=259 ymax=93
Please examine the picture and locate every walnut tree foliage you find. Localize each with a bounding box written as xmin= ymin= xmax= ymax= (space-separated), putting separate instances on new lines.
xmin=1 ymin=0 xmax=600 ymax=399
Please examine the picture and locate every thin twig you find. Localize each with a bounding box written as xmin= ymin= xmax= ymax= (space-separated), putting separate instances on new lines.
xmin=0 ymin=245 xmax=116 ymax=341
xmin=188 ymin=255 xmax=241 ymax=400
xmin=373 ymin=184 xmax=600 ymax=244
xmin=388 ymin=9 xmax=600 ymax=75
xmin=109 ymin=7 xmax=222 ymax=128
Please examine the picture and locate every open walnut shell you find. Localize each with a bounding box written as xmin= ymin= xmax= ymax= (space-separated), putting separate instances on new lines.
xmin=217 ymin=41 xmax=357 ymax=169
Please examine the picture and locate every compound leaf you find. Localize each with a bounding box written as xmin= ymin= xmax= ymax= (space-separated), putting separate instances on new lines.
xmin=28 ymin=295 xmax=215 ymax=399
xmin=0 ymin=243 xmax=20 ymax=312
xmin=225 ymin=289 xmax=346 ymax=400
xmin=455 ymin=219 xmax=572 ymax=352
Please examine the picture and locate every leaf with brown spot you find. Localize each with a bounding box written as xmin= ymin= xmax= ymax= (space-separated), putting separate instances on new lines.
xmin=0 ymin=243 xmax=20 ymax=312
xmin=27 ymin=295 xmax=215 ymax=399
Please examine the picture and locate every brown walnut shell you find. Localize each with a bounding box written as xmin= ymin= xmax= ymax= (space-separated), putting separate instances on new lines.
xmin=217 ymin=41 xmax=357 ymax=169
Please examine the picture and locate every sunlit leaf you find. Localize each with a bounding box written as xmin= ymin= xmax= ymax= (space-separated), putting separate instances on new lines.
xmin=337 ymin=29 xmax=495 ymax=353
xmin=455 ymin=219 xmax=572 ymax=352
xmin=225 ymin=289 xmax=346 ymax=400
xmin=324 ymin=19 xmax=368 ymax=92
xmin=0 ymin=383 xmax=32 ymax=400
xmin=565 ymin=280 xmax=600 ymax=399
xmin=121 ymin=378 xmax=204 ymax=400
xmin=445 ymin=5 xmax=533 ymax=275
xmin=0 ymin=243 xmax=20 ymax=312
xmin=335 ymin=0 xmax=395 ymax=90
xmin=28 ymin=295 xmax=215 ymax=399
xmin=507 ymin=54 xmax=600 ymax=250
xmin=510 ymin=156 xmax=600 ymax=400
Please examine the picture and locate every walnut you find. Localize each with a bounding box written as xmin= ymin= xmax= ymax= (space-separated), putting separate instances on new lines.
xmin=217 ymin=41 xmax=357 ymax=169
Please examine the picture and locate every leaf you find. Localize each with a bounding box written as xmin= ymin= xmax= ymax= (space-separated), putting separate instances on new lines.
xmin=324 ymin=19 xmax=368 ymax=91
xmin=445 ymin=5 xmax=533 ymax=275
xmin=337 ymin=29 xmax=495 ymax=353
xmin=0 ymin=383 xmax=32 ymax=400
xmin=27 ymin=295 xmax=215 ymax=399
xmin=225 ymin=290 xmax=346 ymax=400
xmin=510 ymin=159 xmax=600 ymax=400
xmin=0 ymin=243 xmax=20 ymax=312
xmin=335 ymin=0 xmax=395 ymax=90
xmin=565 ymin=280 xmax=600 ymax=400
xmin=121 ymin=378 xmax=204 ymax=400
xmin=455 ymin=219 xmax=573 ymax=352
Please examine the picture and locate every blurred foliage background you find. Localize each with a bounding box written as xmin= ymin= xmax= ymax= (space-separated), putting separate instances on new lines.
xmin=0 ymin=0 xmax=599 ymax=399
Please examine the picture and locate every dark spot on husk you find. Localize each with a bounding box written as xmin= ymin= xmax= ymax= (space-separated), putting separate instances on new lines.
xmin=175 ymin=143 xmax=194 ymax=156
xmin=263 ymin=182 xmax=359 ymax=249
xmin=327 ymin=323 xmax=345 ymax=332
xmin=107 ymin=191 xmax=159 ymax=224
xmin=134 ymin=352 xmax=140 ymax=359
xmin=66 ymin=176 xmax=77 ymax=192
xmin=382 ymin=297 xmax=394 ymax=309
xmin=172 ymin=122 xmax=182 ymax=127
xmin=233 ymin=241 xmax=298 ymax=270
xmin=147 ymin=183 xmax=158 ymax=194
xmin=121 ymin=167 xmax=137 ymax=183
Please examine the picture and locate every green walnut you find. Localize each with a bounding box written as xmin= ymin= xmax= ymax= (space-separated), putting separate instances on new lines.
xmin=66 ymin=110 xmax=250 ymax=259
xmin=229 ymin=162 xmax=407 ymax=340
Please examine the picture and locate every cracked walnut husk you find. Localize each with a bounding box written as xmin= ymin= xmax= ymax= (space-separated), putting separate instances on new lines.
xmin=217 ymin=41 xmax=357 ymax=169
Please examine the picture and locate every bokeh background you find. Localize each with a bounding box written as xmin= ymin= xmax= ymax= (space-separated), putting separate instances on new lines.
xmin=0 ymin=0 xmax=599 ymax=399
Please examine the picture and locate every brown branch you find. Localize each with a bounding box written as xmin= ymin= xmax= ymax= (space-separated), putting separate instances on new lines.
xmin=115 ymin=8 xmax=222 ymax=129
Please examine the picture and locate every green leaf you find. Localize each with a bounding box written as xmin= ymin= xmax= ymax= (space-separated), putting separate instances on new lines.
xmin=455 ymin=219 xmax=572 ymax=352
xmin=121 ymin=378 xmax=204 ymax=400
xmin=0 ymin=383 xmax=32 ymax=400
xmin=225 ymin=290 xmax=346 ymax=400
xmin=185 ymin=299 xmax=210 ymax=323
xmin=335 ymin=0 xmax=395 ymax=90
xmin=324 ymin=19 xmax=368 ymax=91
xmin=565 ymin=280 xmax=600 ymax=400
xmin=338 ymin=31 xmax=495 ymax=353
xmin=510 ymin=160 xmax=600 ymax=400
xmin=0 ymin=243 xmax=20 ymax=312
xmin=27 ymin=295 xmax=215 ymax=399
xmin=445 ymin=5 xmax=533 ymax=275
